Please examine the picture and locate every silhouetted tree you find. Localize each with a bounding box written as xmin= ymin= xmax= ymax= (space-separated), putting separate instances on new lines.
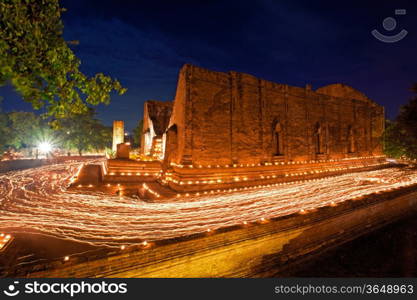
xmin=0 ymin=98 xmax=10 ymax=153
xmin=384 ymin=120 xmax=405 ymax=158
xmin=132 ymin=119 xmax=143 ymax=148
xmin=0 ymin=105 xmax=54 ymax=155
xmin=59 ymin=108 xmax=111 ymax=156
xmin=0 ymin=0 xmax=126 ymax=123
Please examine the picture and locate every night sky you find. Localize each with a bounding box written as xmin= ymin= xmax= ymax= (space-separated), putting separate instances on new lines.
xmin=1 ymin=0 xmax=417 ymax=131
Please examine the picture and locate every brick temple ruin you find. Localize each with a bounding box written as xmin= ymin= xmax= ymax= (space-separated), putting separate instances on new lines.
xmin=106 ymin=64 xmax=386 ymax=195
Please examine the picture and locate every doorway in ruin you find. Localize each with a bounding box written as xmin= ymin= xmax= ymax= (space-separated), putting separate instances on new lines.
xmin=348 ymin=125 xmax=356 ymax=153
xmin=165 ymin=124 xmax=178 ymax=164
xmin=273 ymin=121 xmax=284 ymax=156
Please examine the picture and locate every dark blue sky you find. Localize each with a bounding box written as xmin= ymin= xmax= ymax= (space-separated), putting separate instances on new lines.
xmin=2 ymin=0 xmax=417 ymax=131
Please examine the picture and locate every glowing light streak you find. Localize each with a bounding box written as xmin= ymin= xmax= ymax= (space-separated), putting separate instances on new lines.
xmin=0 ymin=160 xmax=416 ymax=249
xmin=0 ymin=233 xmax=12 ymax=251
xmin=38 ymin=141 xmax=53 ymax=153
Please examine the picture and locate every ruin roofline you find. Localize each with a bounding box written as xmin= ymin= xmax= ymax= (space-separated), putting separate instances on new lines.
xmin=179 ymin=63 xmax=378 ymax=106
xmin=145 ymin=99 xmax=173 ymax=107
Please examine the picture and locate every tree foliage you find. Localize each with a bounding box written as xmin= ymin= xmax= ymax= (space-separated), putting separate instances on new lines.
xmin=0 ymin=99 xmax=10 ymax=153
xmin=0 ymin=105 xmax=54 ymax=154
xmin=383 ymin=120 xmax=405 ymax=158
xmin=0 ymin=0 xmax=126 ymax=121
xmin=7 ymin=111 xmax=42 ymax=149
xmin=58 ymin=108 xmax=111 ymax=156
xmin=0 ymin=100 xmax=110 ymax=156
xmin=384 ymin=83 xmax=417 ymax=160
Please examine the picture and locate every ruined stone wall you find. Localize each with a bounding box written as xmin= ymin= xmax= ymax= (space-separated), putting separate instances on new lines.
xmin=167 ymin=64 xmax=384 ymax=166
xmin=166 ymin=69 xmax=188 ymax=164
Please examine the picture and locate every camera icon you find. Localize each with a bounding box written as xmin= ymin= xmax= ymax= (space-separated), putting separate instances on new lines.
xmin=372 ymin=9 xmax=408 ymax=43
xmin=3 ymin=281 xmax=20 ymax=297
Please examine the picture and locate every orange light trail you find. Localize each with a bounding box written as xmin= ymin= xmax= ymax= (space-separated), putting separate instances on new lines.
xmin=0 ymin=160 xmax=416 ymax=247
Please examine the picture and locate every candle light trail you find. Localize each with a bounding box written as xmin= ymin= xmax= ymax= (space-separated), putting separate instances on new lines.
xmin=0 ymin=160 xmax=416 ymax=248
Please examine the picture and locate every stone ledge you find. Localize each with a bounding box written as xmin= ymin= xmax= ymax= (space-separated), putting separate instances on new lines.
xmin=17 ymin=184 xmax=417 ymax=278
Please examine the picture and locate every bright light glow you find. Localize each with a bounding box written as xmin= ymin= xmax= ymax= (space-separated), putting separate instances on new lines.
xmin=38 ymin=141 xmax=52 ymax=153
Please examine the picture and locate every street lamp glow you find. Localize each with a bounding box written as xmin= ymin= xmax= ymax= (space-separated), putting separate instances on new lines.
xmin=38 ymin=141 xmax=52 ymax=153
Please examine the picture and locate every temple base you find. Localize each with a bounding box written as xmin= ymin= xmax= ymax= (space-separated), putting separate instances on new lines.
xmin=161 ymin=157 xmax=388 ymax=193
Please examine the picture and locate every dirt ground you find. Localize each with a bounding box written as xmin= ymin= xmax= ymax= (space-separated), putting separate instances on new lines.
xmin=290 ymin=212 xmax=417 ymax=277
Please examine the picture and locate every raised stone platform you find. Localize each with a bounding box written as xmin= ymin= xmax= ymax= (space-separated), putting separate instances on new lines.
xmin=162 ymin=156 xmax=387 ymax=193
xmin=72 ymin=157 xmax=389 ymax=200
xmin=103 ymin=159 xmax=162 ymax=183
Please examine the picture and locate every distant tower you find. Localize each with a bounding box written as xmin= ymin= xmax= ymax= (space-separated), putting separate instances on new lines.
xmin=112 ymin=120 xmax=124 ymax=152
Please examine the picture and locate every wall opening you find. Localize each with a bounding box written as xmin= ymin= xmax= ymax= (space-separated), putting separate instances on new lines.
xmin=165 ymin=124 xmax=178 ymax=163
xmin=314 ymin=122 xmax=324 ymax=154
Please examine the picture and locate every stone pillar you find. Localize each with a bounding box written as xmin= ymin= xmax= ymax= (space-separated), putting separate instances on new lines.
xmin=180 ymin=65 xmax=193 ymax=165
xmin=112 ymin=121 xmax=124 ymax=152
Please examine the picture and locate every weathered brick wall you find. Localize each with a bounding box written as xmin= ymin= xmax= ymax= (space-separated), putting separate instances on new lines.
xmin=166 ymin=69 xmax=188 ymax=165
xmin=166 ymin=64 xmax=384 ymax=166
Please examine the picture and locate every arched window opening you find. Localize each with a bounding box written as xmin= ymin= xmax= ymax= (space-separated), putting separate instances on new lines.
xmin=273 ymin=121 xmax=284 ymax=156
xmin=348 ymin=125 xmax=355 ymax=153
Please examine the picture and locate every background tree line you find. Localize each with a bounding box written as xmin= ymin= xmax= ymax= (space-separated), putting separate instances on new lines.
xmin=0 ymin=0 xmax=126 ymax=124
xmin=0 ymin=99 xmax=112 ymax=156
xmin=384 ymin=83 xmax=417 ymax=160
xmin=1 ymin=0 xmax=416 ymax=161
xmin=1 ymin=0 xmax=125 ymax=158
